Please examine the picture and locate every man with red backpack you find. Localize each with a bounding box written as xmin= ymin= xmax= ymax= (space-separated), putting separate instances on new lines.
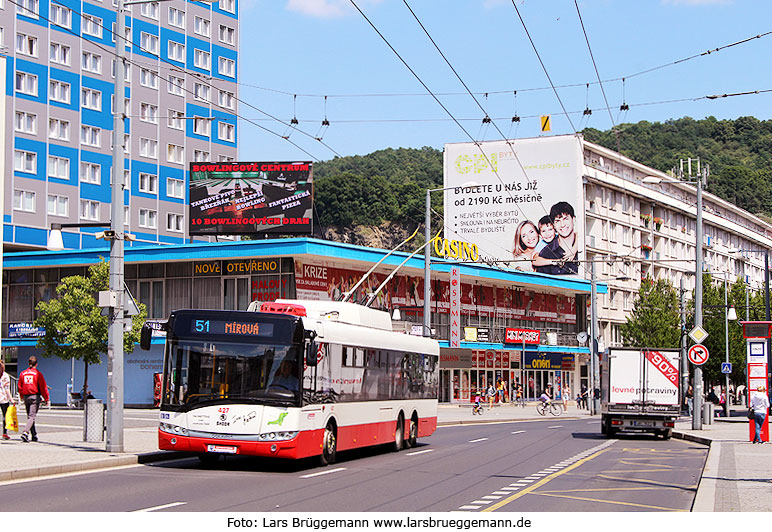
xmin=18 ymin=356 xmax=49 ymax=442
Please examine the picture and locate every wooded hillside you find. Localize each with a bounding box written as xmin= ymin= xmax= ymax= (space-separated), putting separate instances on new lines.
xmin=312 ymin=116 xmax=772 ymax=247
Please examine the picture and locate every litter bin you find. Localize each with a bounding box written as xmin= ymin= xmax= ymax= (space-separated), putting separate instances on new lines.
xmin=83 ymin=399 xmax=105 ymax=442
xmin=703 ymin=402 xmax=714 ymax=425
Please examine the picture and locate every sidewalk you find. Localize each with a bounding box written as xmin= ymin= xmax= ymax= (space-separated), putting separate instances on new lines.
xmin=674 ymin=410 xmax=772 ymax=512
xmin=2 ymin=402 xmax=769 ymax=513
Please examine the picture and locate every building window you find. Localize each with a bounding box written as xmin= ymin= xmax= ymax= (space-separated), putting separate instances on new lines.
xmin=80 ymin=161 xmax=101 ymax=184
xmin=168 ymin=76 xmax=184 ymax=96
xmin=82 ymin=51 xmax=102 ymax=74
xmin=15 ymin=71 xmax=38 ymax=96
xmin=139 ymin=137 xmax=158 ymax=159
xmin=220 ymin=0 xmax=235 ymax=14
xmin=194 ymin=83 xmax=210 ymax=102
xmin=167 ymin=178 xmax=185 ymax=199
xmin=168 ymin=6 xmax=184 ymax=28
xmin=167 ymin=144 xmax=184 ymax=164
xmin=218 ymin=24 xmax=235 ymax=45
xmin=193 ymin=117 xmax=211 ymax=136
xmin=140 ymin=102 xmax=158 ymax=123
xmin=49 ymin=79 xmax=70 ymax=103
xmin=218 ymin=90 xmax=235 ymax=110
xmin=139 ymin=208 xmax=157 ymax=229
xmin=193 ymin=49 xmax=210 ymax=70
xmin=193 ymin=16 xmax=210 ymax=37
xmin=193 ymin=149 xmax=210 ymax=162
xmin=16 ymin=32 xmax=38 ymax=57
xmin=111 ymin=60 xmax=131 ymax=81
xmin=139 ymin=1 xmax=158 ymax=19
xmin=139 ymin=172 xmax=158 ymax=193
xmin=47 ymin=194 xmax=69 ymax=217
xmin=168 ymin=109 xmax=184 ymax=130
xmin=48 ymin=118 xmax=70 ymax=141
xmin=80 ymin=125 xmax=101 ymax=147
xmin=218 ymin=155 xmax=235 ymax=162
xmin=81 ymin=87 xmax=102 ymax=111
xmin=140 ymin=32 xmax=159 ymax=54
xmin=139 ymin=68 xmax=159 ymax=89
xmin=168 ymin=40 xmax=184 ymax=62
xmin=50 ymin=42 xmax=71 ymax=65
xmin=80 ymin=200 xmax=100 ymax=221
xmin=124 ymin=206 xmax=130 ymax=227
xmin=14 ymin=111 xmax=37 ymax=134
xmin=82 ymin=14 xmax=103 ymax=38
xmin=218 ymin=122 xmax=235 ymax=142
xmin=16 ymin=0 xmax=38 ymax=17
xmin=51 ymin=3 xmax=72 ymax=28
xmin=167 ymin=213 xmax=184 ymax=232
xmin=48 ymin=155 xmax=69 ymax=179
xmin=14 ymin=150 xmax=37 ymax=173
xmin=13 ymin=190 xmax=36 ymax=213
xmin=217 ymin=57 xmax=235 ymax=77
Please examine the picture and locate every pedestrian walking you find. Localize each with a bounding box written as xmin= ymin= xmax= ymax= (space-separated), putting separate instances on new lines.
xmin=487 ymin=383 xmax=496 ymax=409
xmin=563 ymin=384 xmax=571 ymax=411
xmin=18 ymin=356 xmax=49 ymax=442
xmin=736 ymin=384 xmax=746 ymax=406
xmin=0 ymin=361 xmax=16 ymax=440
xmin=685 ymin=385 xmax=694 ymax=417
xmin=750 ymin=385 xmax=770 ymax=444
xmin=496 ymin=380 xmax=505 ymax=404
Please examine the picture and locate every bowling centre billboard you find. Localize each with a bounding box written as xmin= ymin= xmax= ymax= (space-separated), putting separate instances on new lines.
xmin=443 ymin=135 xmax=584 ymax=276
xmin=189 ymin=161 xmax=313 ymax=236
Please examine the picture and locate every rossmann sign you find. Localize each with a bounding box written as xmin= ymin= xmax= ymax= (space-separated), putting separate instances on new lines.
xmin=504 ymin=328 xmax=540 ymax=344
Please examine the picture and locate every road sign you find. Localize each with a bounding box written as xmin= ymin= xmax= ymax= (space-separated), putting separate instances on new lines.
xmin=721 ymin=362 xmax=732 ymax=374
xmin=688 ymin=344 xmax=709 ymax=366
xmin=540 ymin=115 xmax=551 ymax=132
xmin=689 ymin=326 xmax=709 ymax=344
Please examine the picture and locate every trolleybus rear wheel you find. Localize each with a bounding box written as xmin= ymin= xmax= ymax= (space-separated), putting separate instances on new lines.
xmin=393 ymin=415 xmax=405 ymax=451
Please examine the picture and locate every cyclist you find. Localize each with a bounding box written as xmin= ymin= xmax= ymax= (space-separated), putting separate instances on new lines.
xmin=539 ymin=388 xmax=552 ymax=406
xmin=472 ymin=391 xmax=483 ymax=415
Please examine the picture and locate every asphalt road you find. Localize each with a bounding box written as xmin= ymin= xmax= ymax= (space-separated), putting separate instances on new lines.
xmin=0 ymin=418 xmax=707 ymax=512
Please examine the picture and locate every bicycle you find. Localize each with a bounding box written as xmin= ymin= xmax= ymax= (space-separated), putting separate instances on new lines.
xmin=472 ymin=402 xmax=484 ymax=415
xmin=536 ymin=401 xmax=562 ymax=417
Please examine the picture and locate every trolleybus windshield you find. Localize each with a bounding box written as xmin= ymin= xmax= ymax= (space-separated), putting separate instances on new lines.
xmin=162 ymin=311 xmax=303 ymax=410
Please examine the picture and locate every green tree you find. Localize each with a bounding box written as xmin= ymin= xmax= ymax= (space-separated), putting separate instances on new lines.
xmin=698 ymin=274 xmax=749 ymax=385
xmin=620 ymin=277 xmax=681 ymax=348
xmin=33 ymin=259 xmax=147 ymax=396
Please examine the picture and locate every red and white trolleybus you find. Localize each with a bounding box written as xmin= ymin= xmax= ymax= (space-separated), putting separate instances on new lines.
xmin=142 ymin=300 xmax=440 ymax=465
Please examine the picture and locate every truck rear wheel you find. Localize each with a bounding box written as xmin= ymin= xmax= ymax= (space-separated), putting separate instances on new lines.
xmin=659 ymin=429 xmax=672 ymax=440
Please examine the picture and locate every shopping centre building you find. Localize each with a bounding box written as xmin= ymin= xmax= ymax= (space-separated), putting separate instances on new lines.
xmin=1 ymin=238 xmax=602 ymax=406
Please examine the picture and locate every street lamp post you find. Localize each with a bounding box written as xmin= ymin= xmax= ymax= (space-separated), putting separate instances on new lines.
xmin=590 ymin=261 xmax=599 ymax=415
xmin=723 ymin=272 xmax=737 ymax=418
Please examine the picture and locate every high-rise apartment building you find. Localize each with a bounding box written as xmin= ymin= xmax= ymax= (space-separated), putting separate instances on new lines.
xmin=2 ymin=0 xmax=239 ymax=251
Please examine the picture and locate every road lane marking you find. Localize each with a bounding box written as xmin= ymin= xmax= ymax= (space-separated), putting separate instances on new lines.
xmin=471 ymin=500 xmax=492 ymax=505
xmin=133 ymin=502 xmax=187 ymax=512
xmin=482 ymin=440 xmax=616 ymax=512
xmin=482 ymin=495 xmax=502 ymax=500
xmin=597 ymin=474 xmax=697 ymax=490
xmin=491 ymin=491 xmax=510 ymax=495
xmin=459 ymin=505 xmax=481 ymax=510
xmin=405 ymin=449 xmax=434 ymax=456
xmin=529 ymin=491 xmax=685 ymax=511
xmin=468 ymin=438 xmax=488 ymax=443
xmin=300 ymin=467 xmax=346 ymax=479
xmin=511 ymin=430 xmax=526 ymax=435
xmin=500 ymin=487 xmax=520 ymax=491
xmin=547 ymin=425 xmax=563 ymax=429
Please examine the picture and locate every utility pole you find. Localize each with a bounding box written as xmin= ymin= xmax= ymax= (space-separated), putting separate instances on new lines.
xmin=680 ymin=278 xmax=688 ymax=414
xmin=590 ymin=261 xmax=599 ymax=415
xmin=106 ymin=0 xmax=127 ymax=453
xmin=690 ymin=158 xmax=706 ymax=430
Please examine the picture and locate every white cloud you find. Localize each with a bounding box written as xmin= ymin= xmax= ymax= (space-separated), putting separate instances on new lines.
xmin=285 ymin=0 xmax=383 ymax=19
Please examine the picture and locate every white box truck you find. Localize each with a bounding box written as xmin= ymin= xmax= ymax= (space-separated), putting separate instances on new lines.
xmin=601 ymin=348 xmax=681 ymax=439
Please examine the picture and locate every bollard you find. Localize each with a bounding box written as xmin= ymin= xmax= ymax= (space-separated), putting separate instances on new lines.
xmin=702 ymin=403 xmax=714 ymax=425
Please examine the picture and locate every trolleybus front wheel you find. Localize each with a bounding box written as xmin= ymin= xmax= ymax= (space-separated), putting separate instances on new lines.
xmin=320 ymin=421 xmax=337 ymax=466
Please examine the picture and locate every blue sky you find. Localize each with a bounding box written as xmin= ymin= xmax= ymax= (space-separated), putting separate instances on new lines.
xmin=238 ymin=0 xmax=772 ymax=162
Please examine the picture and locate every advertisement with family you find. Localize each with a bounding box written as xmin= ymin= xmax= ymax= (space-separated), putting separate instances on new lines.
xmin=443 ymin=135 xmax=585 ymax=276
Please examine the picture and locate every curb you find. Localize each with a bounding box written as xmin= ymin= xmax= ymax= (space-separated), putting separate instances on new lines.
xmin=672 ymin=430 xmax=715 ymax=513
xmin=0 ymin=450 xmax=190 ymax=483
xmin=438 ymin=416 xmax=587 ymax=426
xmin=672 ymin=430 xmax=712 ymax=447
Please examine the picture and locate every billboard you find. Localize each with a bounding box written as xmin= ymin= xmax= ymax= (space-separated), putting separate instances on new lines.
xmin=443 ymin=135 xmax=584 ymax=275
xmin=189 ymin=161 xmax=313 ymax=236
